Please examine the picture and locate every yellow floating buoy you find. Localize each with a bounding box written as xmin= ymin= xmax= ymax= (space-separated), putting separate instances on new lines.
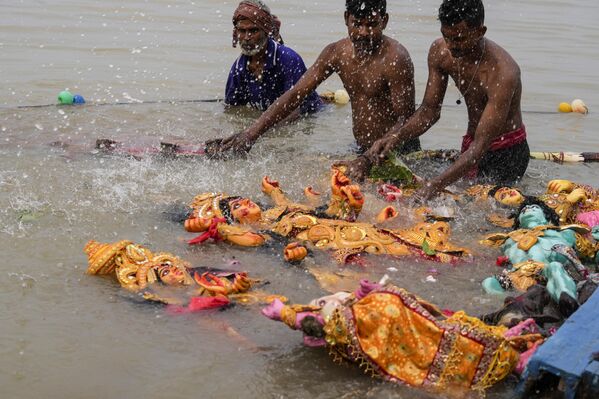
xmin=334 ymin=89 xmax=350 ymax=105
xmin=319 ymin=89 xmax=350 ymax=105
xmin=571 ymin=99 xmax=589 ymax=114
xmin=558 ymin=102 xmax=572 ymax=113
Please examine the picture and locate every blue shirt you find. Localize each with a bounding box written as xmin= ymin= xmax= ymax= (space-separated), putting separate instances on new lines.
xmin=225 ymin=39 xmax=322 ymax=114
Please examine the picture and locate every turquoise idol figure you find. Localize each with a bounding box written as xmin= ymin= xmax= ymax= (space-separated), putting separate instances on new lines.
xmin=481 ymin=199 xmax=590 ymax=313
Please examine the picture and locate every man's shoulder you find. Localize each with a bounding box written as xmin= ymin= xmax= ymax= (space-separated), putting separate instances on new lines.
xmin=381 ymin=36 xmax=412 ymax=63
xmin=323 ymin=38 xmax=352 ymax=55
xmin=427 ymin=38 xmax=448 ymax=58
xmin=383 ymin=36 xmax=409 ymax=53
xmin=488 ymin=40 xmax=520 ymax=72
xmin=426 ymin=38 xmax=452 ymax=68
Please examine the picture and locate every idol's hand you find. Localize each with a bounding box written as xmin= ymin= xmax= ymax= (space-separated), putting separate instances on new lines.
xmin=261 ymin=176 xmax=281 ymax=195
xmin=330 ymin=166 xmax=352 ymax=197
xmin=261 ymin=298 xmax=285 ymax=321
xmin=566 ymin=188 xmax=587 ymax=204
xmin=547 ymin=179 xmax=575 ymax=194
xmin=339 ymin=184 xmax=365 ymax=212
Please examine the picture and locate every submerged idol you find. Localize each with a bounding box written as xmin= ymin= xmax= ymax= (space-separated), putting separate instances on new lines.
xmin=84 ymin=240 xmax=284 ymax=310
xmin=183 ymin=167 xmax=471 ymax=264
xmin=262 ymin=279 xmax=541 ymax=392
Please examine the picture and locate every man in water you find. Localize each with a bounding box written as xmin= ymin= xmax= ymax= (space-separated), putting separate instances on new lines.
xmin=213 ymin=0 xmax=420 ymax=156
xmin=350 ymin=0 xmax=529 ymax=199
xmin=226 ymin=0 xmax=322 ymax=115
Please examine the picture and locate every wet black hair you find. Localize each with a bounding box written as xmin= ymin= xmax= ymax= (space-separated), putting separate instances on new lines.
xmin=219 ymin=196 xmax=242 ymax=224
xmin=345 ymin=0 xmax=387 ymax=19
xmin=162 ymin=202 xmax=193 ymax=223
xmin=438 ymin=0 xmax=485 ymax=28
xmin=513 ymin=197 xmax=560 ymax=229
xmin=300 ymin=316 xmax=325 ymax=338
xmin=154 ymin=264 xmax=169 ymax=285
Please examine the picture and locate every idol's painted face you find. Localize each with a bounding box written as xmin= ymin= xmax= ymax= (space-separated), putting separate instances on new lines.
xmin=229 ymin=198 xmax=262 ymax=224
xmin=592 ymin=226 xmax=599 ymax=241
xmin=518 ymin=205 xmax=548 ymax=228
xmin=345 ymin=12 xmax=388 ymax=56
xmin=441 ymin=21 xmax=486 ymax=59
xmin=156 ymin=264 xmax=185 ymax=286
xmin=494 ymin=188 xmax=525 ymax=206
xmin=309 ymin=292 xmax=352 ymax=320
xmin=236 ymin=19 xmax=268 ymax=56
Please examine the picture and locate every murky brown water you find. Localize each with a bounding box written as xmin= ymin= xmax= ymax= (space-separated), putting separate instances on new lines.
xmin=1 ymin=1 xmax=598 ymax=398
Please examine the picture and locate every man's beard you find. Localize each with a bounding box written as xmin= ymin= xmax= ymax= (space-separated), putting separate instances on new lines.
xmin=352 ymin=39 xmax=377 ymax=57
xmin=240 ymin=36 xmax=268 ymax=56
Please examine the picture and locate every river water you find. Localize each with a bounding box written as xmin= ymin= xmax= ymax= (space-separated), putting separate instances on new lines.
xmin=0 ymin=1 xmax=598 ymax=398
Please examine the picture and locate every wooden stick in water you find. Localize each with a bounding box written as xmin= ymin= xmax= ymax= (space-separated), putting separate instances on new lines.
xmin=530 ymin=152 xmax=599 ymax=163
xmin=406 ymin=150 xmax=599 ymax=164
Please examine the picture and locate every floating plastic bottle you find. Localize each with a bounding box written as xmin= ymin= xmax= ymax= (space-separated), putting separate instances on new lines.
xmin=73 ymin=94 xmax=86 ymax=104
xmin=58 ymin=91 xmax=74 ymax=105
xmin=58 ymin=91 xmax=85 ymax=105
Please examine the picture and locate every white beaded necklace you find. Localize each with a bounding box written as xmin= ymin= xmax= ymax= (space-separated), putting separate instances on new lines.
xmin=455 ymin=39 xmax=486 ymax=105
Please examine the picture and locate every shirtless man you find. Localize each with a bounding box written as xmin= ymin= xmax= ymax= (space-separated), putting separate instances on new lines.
xmin=212 ymin=0 xmax=420 ymax=156
xmin=350 ymin=0 xmax=529 ymax=199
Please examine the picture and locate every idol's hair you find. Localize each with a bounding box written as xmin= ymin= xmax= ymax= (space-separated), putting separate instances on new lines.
xmin=345 ymin=0 xmax=387 ymax=19
xmin=438 ymin=0 xmax=485 ymax=27
xmin=513 ymin=197 xmax=560 ymax=229
xmin=219 ymin=197 xmax=242 ymax=224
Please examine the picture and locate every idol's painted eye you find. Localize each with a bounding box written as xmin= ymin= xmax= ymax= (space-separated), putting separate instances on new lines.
xmin=318 ymin=299 xmax=326 ymax=307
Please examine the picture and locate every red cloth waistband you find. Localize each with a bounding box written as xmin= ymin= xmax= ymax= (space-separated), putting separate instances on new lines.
xmin=461 ymin=125 xmax=527 ymax=179
xmin=461 ymin=125 xmax=527 ymax=154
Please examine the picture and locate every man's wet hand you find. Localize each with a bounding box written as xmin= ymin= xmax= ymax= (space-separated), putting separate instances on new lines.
xmin=364 ymin=134 xmax=401 ymax=165
xmin=414 ymin=181 xmax=441 ymax=203
xmin=333 ymin=156 xmax=371 ymax=182
xmin=206 ymin=131 xmax=256 ymax=158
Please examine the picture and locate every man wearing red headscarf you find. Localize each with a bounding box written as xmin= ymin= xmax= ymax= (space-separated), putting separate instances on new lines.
xmin=226 ymin=0 xmax=322 ymax=114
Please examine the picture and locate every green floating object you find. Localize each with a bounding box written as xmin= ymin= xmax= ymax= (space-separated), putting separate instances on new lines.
xmin=369 ymin=152 xmax=414 ymax=185
xmin=58 ymin=90 xmax=74 ymax=105
xmin=17 ymin=210 xmax=42 ymax=223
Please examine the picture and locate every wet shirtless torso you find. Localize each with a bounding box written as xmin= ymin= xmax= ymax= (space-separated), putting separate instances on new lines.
xmin=330 ymin=37 xmax=417 ymax=150
xmin=432 ymin=37 xmax=523 ymax=137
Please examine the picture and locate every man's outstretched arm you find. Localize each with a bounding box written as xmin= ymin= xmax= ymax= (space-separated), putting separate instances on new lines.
xmin=365 ymin=40 xmax=449 ymax=164
xmin=215 ymin=44 xmax=337 ymax=155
